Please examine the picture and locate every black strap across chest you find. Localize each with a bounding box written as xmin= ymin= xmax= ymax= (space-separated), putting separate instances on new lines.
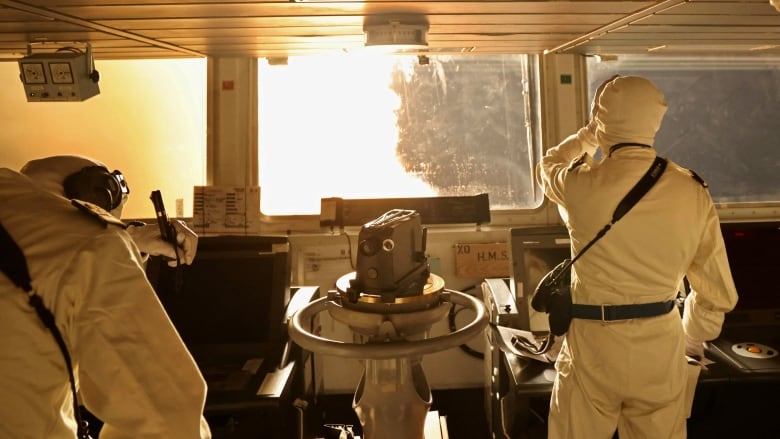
xmin=556 ymin=156 xmax=675 ymax=321
xmin=0 ymin=223 xmax=91 ymax=439
xmin=558 ymin=155 xmax=668 ymax=275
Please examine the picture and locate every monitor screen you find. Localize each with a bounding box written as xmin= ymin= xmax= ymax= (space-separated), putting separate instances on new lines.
xmin=509 ymin=226 xmax=571 ymax=332
xmin=146 ymin=235 xmax=291 ymax=356
xmin=720 ymin=221 xmax=780 ymax=325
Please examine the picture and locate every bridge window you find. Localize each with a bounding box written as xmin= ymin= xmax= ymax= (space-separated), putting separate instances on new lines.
xmin=258 ymin=54 xmax=543 ymax=215
xmin=587 ymin=55 xmax=780 ymax=204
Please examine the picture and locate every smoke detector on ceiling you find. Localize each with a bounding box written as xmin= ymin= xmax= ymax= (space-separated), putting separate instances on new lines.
xmin=364 ymin=21 xmax=429 ymax=48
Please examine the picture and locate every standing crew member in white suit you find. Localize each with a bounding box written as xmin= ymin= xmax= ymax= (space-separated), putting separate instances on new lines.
xmin=537 ymin=76 xmax=738 ymax=439
xmin=0 ymin=155 xmax=211 ymax=438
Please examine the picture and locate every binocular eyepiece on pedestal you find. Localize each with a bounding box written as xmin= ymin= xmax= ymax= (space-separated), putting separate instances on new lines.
xmin=348 ymin=209 xmax=430 ymax=303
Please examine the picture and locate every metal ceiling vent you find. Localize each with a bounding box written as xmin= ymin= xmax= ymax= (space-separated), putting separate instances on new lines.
xmin=364 ymin=21 xmax=429 ymax=48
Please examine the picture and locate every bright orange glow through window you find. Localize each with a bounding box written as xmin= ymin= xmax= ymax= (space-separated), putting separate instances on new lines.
xmin=258 ymin=54 xmax=435 ymax=215
xmin=259 ymin=53 xmax=542 ymax=216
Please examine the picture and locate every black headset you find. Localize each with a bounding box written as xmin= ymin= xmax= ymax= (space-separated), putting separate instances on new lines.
xmin=63 ymin=166 xmax=130 ymax=211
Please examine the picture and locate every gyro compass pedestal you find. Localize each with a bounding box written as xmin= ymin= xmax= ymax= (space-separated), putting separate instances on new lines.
xmin=289 ymin=272 xmax=486 ymax=439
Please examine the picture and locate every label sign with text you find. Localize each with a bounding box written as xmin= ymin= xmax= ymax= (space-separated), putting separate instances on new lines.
xmin=454 ymin=242 xmax=510 ymax=278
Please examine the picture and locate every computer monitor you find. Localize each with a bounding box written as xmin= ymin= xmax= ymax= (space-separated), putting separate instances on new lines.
xmin=720 ymin=221 xmax=780 ymax=327
xmin=146 ymin=235 xmax=292 ymax=360
xmin=509 ymin=226 xmax=571 ymax=332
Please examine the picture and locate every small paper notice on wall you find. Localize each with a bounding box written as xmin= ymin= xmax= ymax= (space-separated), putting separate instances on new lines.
xmin=192 ymin=186 xmax=260 ymax=235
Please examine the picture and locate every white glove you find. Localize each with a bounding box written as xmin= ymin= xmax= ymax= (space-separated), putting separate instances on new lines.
xmin=170 ymin=219 xmax=198 ymax=265
xmin=579 ymin=75 xmax=620 ymax=151
xmin=685 ymin=334 xmax=705 ymax=361
xmin=590 ymin=75 xmax=619 ymax=119
xmin=579 ymin=120 xmax=599 ymax=147
xmin=127 ymin=220 xmax=198 ymax=266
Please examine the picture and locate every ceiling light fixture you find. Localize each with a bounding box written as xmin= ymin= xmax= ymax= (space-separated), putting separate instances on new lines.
xmin=364 ymin=21 xmax=429 ymax=49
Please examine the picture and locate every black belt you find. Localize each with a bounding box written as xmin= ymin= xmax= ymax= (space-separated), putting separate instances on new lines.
xmin=571 ymin=300 xmax=676 ymax=321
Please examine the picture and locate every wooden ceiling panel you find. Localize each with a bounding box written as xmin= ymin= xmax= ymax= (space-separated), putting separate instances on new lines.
xmin=0 ymin=0 xmax=778 ymax=59
xmin=44 ymin=2 xmax=655 ymax=20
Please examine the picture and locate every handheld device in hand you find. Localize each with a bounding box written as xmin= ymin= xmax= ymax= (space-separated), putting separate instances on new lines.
xmin=150 ymin=190 xmax=176 ymax=244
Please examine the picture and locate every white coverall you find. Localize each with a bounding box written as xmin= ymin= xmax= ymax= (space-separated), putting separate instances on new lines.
xmin=0 ymin=168 xmax=211 ymax=439
xmin=537 ymin=76 xmax=738 ymax=439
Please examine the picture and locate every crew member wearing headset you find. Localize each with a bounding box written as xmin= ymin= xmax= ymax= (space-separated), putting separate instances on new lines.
xmin=0 ymin=155 xmax=211 ymax=438
xmin=537 ymin=76 xmax=738 ymax=439
xmin=20 ymin=155 xmax=198 ymax=266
